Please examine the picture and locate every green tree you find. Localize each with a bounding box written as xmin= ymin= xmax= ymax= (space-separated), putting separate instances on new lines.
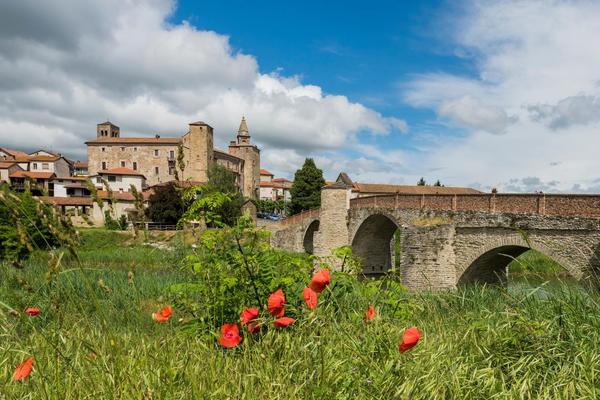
xmin=289 ymin=158 xmax=325 ymax=215
xmin=434 ymin=180 xmax=442 ymax=187
xmin=417 ymin=177 xmax=426 ymax=186
xmin=147 ymin=182 xmax=185 ymax=225
xmin=205 ymin=164 xmax=244 ymax=226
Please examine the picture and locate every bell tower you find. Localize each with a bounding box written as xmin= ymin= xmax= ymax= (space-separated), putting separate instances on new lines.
xmin=229 ymin=116 xmax=260 ymax=199
xmin=96 ymin=121 xmax=120 ymax=138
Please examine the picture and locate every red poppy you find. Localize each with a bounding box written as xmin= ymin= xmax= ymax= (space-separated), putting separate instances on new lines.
xmin=240 ymin=307 xmax=259 ymax=325
xmin=273 ymin=317 xmax=295 ymax=328
xmin=152 ymin=305 xmax=172 ymax=323
xmin=309 ymin=269 xmax=330 ymax=293
xmin=240 ymin=307 xmax=261 ymax=333
xmin=303 ymin=287 xmax=318 ymax=309
xmin=267 ymin=289 xmax=285 ymax=317
xmin=400 ymin=327 xmax=421 ymax=353
xmin=218 ymin=324 xmax=242 ymax=348
xmin=364 ymin=305 xmax=376 ymax=321
xmin=13 ymin=357 xmax=34 ymax=382
xmin=25 ymin=307 xmax=40 ymax=316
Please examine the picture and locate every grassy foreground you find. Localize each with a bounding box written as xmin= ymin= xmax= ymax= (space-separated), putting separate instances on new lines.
xmin=2 ymin=231 xmax=600 ymax=399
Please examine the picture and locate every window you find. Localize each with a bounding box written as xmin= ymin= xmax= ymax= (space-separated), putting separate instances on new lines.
xmin=96 ymin=177 xmax=102 ymax=183
xmin=170 ymin=150 xmax=175 ymax=159
xmin=32 ymin=162 xmax=38 ymax=170
xmin=102 ymin=147 xmax=105 ymax=152
xmin=154 ymin=149 xmax=159 ymax=157
xmin=108 ymin=175 xmax=116 ymax=182
xmin=169 ymin=166 xmax=175 ymax=175
xmin=155 ymin=167 xmax=159 ymax=175
xmin=120 ymin=161 xmax=126 ymax=167
xmin=133 ymin=162 xmax=137 ymax=170
xmin=134 ymin=147 xmax=137 ymax=152
xmin=42 ymin=163 xmax=49 ymax=170
xmin=101 ymin=161 xmax=107 ymax=170
xmin=120 ymin=147 xmax=125 ymax=151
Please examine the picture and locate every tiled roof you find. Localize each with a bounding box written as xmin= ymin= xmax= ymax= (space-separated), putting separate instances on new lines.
xmin=85 ymin=137 xmax=182 ymax=145
xmin=74 ymin=161 xmax=88 ymax=168
xmin=27 ymin=155 xmax=61 ymax=161
xmin=39 ymin=196 xmax=94 ymax=206
xmin=260 ymin=181 xmax=290 ymax=189
xmin=0 ymin=147 xmax=29 ymax=158
xmin=9 ymin=171 xmax=55 ymax=179
xmin=351 ymin=183 xmax=482 ymax=195
xmin=98 ymin=167 xmax=146 ymax=178
xmin=0 ymin=161 xmax=17 ymax=168
xmin=96 ymin=190 xmax=152 ymax=201
xmin=51 ymin=176 xmax=88 ymax=181
xmin=272 ymin=178 xmax=291 ymax=182
xmin=260 ymin=169 xmax=274 ymax=176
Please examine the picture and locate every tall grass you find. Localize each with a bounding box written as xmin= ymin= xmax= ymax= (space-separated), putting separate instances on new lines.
xmin=2 ymin=231 xmax=600 ymax=399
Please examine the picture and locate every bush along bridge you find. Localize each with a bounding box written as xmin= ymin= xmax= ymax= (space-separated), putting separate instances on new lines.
xmin=269 ymin=176 xmax=600 ymax=290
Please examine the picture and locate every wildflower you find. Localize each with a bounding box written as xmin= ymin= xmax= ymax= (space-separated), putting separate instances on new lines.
xmin=400 ymin=327 xmax=421 ymax=353
xmin=303 ymin=287 xmax=318 ymax=309
xmin=218 ymin=324 xmax=242 ymax=348
xmin=152 ymin=305 xmax=172 ymax=323
xmin=240 ymin=307 xmax=261 ymax=333
xmin=273 ymin=317 xmax=295 ymax=328
xmin=13 ymin=357 xmax=34 ymax=382
xmin=309 ymin=269 xmax=330 ymax=293
xmin=25 ymin=307 xmax=40 ymax=316
xmin=364 ymin=305 xmax=376 ymax=321
xmin=267 ymin=289 xmax=285 ymax=317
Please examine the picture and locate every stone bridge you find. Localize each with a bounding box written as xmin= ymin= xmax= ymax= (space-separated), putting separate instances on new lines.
xmin=269 ymin=183 xmax=600 ymax=290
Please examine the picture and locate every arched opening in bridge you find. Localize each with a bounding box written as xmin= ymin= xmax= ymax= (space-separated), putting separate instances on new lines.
xmin=459 ymin=247 xmax=575 ymax=288
xmin=303 ymin=220 xmax=319 ymax=254
xmin=351 ymin=214 xmax=400 ymax=277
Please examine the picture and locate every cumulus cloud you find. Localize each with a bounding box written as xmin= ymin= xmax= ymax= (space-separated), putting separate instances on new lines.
xmin=0 ymin=0 xmax=405 ymax=162
xmin=528 ymin=95 xmax=600 ymax=129
xmin=439 ymin=96 xmax=514 ymax=134
xmin=403 ymin=0 xmax=600 ymax=193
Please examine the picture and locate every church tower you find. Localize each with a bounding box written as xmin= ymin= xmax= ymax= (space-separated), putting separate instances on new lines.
xmin=229 ymin=117 xmax=260 ymax=199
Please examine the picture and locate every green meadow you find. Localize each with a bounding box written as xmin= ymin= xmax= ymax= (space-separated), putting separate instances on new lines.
xmin=2 ymin=229 xmax=600 ymax=399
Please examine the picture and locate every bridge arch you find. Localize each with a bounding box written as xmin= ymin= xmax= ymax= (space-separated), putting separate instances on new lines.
xmin=351 ymin=213 xmax=400 ymax=276
xmin=303 ymin=219 xmax=320 ymax=254
xmin=457 ymin=235 xmax=582 ymax=286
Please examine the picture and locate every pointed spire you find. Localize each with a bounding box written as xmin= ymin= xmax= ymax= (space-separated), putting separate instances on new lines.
xmin=238 ymin=116 xmax=249 ymax=136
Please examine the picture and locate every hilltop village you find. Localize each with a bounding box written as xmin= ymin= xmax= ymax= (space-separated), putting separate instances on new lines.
xmin=0 ymin=117 xmax=479 ymax=225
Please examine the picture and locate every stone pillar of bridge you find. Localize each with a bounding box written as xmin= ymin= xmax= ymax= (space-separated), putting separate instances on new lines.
xmin=400 ymin=223 xmax=457 ymax=290
xmin=313 ymin=182 xmax=352 ymax=269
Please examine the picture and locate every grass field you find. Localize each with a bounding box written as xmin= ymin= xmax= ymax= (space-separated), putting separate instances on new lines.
xmin=2 ymin=229 xmax=600 ymax=399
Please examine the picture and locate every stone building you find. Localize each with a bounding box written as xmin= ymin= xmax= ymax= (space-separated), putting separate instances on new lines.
xmin=86 ymin=117 xmax=260 ymax=198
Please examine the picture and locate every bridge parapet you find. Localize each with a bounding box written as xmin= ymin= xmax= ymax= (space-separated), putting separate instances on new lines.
xmin=350 ymin=193 xmax=600 ymax=218
xmin=277 ymin=208 xmax=320 ymax=226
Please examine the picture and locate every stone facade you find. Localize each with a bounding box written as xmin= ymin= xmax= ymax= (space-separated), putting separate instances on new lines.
xmin=268 ymin=190 xmax=600 ymax=291
xmin=86 ymin=118 xmax=260 ymax=198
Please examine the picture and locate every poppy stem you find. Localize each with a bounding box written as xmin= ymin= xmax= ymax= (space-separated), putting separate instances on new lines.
xmin=235 ymin=234 xmax=263 ymax=309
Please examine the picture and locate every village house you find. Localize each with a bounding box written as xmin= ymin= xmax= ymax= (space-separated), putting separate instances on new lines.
xmin=259 ymin=169 xmax=292 ymax=201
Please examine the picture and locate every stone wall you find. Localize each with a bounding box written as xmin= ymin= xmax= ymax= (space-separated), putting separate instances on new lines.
xmin=87 ymin=143 xmax=178 ymax=186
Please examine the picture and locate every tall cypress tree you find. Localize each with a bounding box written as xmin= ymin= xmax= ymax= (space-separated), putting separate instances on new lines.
xmin=289 ymin=158 xmax=325 ymax=215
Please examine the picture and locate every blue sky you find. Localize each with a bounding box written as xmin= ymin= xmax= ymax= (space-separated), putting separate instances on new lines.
xmin=2 ymin=1 xmax=600 ymax=192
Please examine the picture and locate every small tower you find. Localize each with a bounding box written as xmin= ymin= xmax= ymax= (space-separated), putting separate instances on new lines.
xmin=182 ymin=121 xmax=214 ymax=183
xmin=229 ymin=116 xmax=260 ymax=199
xmin=96 ymin=121 xmax=120 ymax=138
xmin=237 ymin=116 xmax=251 ymax=145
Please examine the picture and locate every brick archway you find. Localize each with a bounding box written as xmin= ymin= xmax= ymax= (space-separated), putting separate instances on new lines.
xmin=456 ymin=235 xmax=582 ymax=286
xmin=303 ymin=219 xmax=320 ymax=254
xmin=351 ymin=213 xmax=400 ymax=276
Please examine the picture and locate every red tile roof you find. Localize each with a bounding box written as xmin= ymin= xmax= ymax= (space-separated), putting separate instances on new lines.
xmin=0 ymin=161 xmax=17 ymax=168
xmin=260 ymin=169 xmax=274 ymax=176
xmin=272 ymin=178 xmax=291 ymax=182
xmin=9 ymin=171 xmax=55 ymax=179
xmin=74 ymin=161 xmax=88 ymax=168
xmin=0 ymin=147 xmax=29 ymax=158
xmin=351 ymin=182 xmax=482 ymax=195
xmin=98 ymin=167 xmax=146 ymax=178
xmin=96 ymin=190 xmax=152 ymax=201
xmin=39 ymin=196 xmax=94 ymax=206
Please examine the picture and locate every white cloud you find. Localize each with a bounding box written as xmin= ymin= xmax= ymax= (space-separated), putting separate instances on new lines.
xmin=0 ymin=0 xmax=405 ymax=162
xmin=403 ymin=0 xmax=600 ymax=192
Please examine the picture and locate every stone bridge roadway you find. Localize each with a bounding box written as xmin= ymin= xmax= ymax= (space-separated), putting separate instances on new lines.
xmin=269 ymin=184 xmax=600 ymax=290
